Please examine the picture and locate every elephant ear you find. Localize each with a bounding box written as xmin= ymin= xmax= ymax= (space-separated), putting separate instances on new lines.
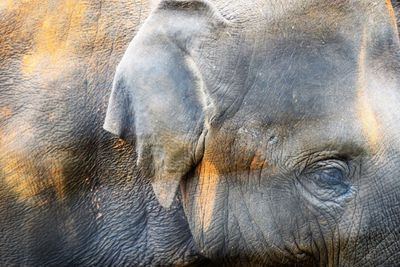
xmin=103 ymin=0 xmax=227 ymax=208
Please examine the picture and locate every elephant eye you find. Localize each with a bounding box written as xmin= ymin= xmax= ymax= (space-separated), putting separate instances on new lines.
xmin=300 ymin=160 xmax=352 ymax=199
xmin=313 ymin=167 xmax=349 ymax=194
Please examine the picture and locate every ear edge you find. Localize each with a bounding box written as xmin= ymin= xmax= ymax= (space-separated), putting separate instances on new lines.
xmin=151 ymin=176 xmax=181 ymax=208
xmin=103 ymin=76 xmax=134 ymax=139
xmin=155 ymin=0 xmax=230 ymax=30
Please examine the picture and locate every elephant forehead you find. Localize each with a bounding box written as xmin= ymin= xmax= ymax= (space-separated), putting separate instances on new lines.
xmin=201 ymin=29 xmax=399 ymax=156
xmin=196 ymin=0 xmax=398 ymax=130
xmin=204 ymin=38 xmax=359 ymax=128
xmin=198 ymin=26 xmax=359 ymax=124
xmin=207 ymin=70 xmax=397 ymax=171
xmin=248 ymin=45 xmax=356 ymax=119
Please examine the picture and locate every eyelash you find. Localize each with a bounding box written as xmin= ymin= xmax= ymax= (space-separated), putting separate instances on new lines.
xmin=302 ymin=158 xmax=349 ymax=175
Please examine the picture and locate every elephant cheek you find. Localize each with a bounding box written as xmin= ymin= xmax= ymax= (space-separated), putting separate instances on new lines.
xmin=193 ymin=159 xmax=219 ymax=232
xmin=181 ymin=157 xmax=226 ymax=252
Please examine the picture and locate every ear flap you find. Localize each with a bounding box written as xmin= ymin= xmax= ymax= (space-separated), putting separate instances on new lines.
xmin=104 ymin=0 xmax=227 ymax=208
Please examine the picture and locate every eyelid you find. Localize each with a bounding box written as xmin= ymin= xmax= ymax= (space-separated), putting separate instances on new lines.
xmin=302 ymin=158 xmax=349 ymax=175
xmin=292 ymin=148 xmax=354 ymax=174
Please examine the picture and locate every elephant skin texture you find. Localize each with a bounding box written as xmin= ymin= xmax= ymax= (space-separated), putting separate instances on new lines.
xmin=2 ymin=0 xmax=400 ymax=266
xmin=0 ymin=1 xmax=207 ymax=266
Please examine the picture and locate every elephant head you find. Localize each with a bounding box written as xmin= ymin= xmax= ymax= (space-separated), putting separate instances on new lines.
xmin=104 ymin=0 xmax=400 ymax=265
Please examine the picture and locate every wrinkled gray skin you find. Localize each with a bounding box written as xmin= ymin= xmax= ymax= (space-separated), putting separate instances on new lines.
xmin=104 ymin=0 xmax=400 ymax=266
xmin=0 ymin=0 xmax=400 ymax=266
xmin=0 ymin=1 xmax=206 ymax=266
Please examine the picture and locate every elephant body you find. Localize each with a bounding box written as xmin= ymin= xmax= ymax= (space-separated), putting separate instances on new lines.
xmin=1 ymin=0 xmax=400 ymax=266
xmin=0 ymin=1 xmax=205 ymax=266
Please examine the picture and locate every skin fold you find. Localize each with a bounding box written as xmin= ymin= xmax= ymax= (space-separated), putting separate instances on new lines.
xmin=1 ymin=0 xmax=400 ymax=266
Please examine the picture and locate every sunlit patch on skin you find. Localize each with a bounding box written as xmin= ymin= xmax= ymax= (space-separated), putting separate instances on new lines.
xmin=50 ymin=161 xmax=66 ymax=200
xmin=386 ymin=0 xmax=397 ymax=19
xmin=0 ymin=0 xmax=14 ymax=10
xmin=3 ymin=1 xmax=138 ymax=83
xmin=22 ymin=0 xmax=87 ymax=75
xmin=0 ymin=107 xmax=12 ymax=119
xmin=2 ymin=154 xmax=66 ymax=205
xmin=1 ymin=147 xmax=68 ymax=205
xmin=250 ymin=151 xmax=267 ymax=171
xmin=356 ymin=28 xmax=380 ymax=151
xmin=113 ymin=138 xmax=127 ymax=150
xmin=0 ymin=125 xmax=66 ymax=205
xmin=195 ymin=157 xmax=219 ymax=232
xmin=385 ymin=0 xmax=399 ymax=37
xmin=2 ymin=154 xmax=37 ymax=203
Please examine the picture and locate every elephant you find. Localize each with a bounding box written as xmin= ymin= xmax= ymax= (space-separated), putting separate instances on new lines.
xmin=1 ymin=0 xmax=400 ymax=267
xmin=103 ymin=0 xmax=400 ymax=266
